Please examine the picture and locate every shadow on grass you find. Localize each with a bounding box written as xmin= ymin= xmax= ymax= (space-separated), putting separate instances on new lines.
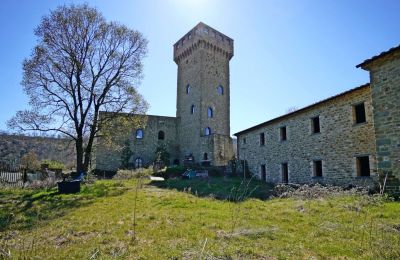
xmin=0 ymin=181 xmax=128 ymax=232
xmin=149 ymin=176 xmax=274 ymax=201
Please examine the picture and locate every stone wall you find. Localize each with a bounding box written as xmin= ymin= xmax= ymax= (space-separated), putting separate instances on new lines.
xmin=94 ymin=114 xmax=178 ymax=171
xmin=365 ymin=52 xmax=400 ymax=192
xmin=0 ymin=134 xmax=75 ymax=167
xmin=236 ymin=85 xmax=378 ymax=186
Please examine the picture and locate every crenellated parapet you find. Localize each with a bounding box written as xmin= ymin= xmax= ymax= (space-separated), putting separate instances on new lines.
xmin=173 ymin=22 xmax=234 ymax=64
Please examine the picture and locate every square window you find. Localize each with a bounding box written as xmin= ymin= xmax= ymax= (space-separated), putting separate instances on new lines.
xmin=280 ymin=127 xmax=287 ymax=141
xmin=313 ymin=160 xmax=323 ymax=177
xmin=354 ymin=103 xmax=366 ymax=124
xmin=260 ymin=133 xmax=265 ymax=146
xmin=312 ymin=116 xmax=320 ymax=133
xmin=357 ymin=156 xmax=370 ymax=176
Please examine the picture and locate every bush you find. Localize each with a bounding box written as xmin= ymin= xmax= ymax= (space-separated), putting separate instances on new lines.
xmin=154 ymin=165 xmax=185 ymax=179
xmin=41 ymin=159 xmax=65 ymax=170
xmin=20 ymin=151 xmax=40 ymax=172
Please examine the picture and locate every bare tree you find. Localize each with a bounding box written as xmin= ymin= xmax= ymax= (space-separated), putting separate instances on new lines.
xmin=8 ymin=4 xmax=148 ymax=173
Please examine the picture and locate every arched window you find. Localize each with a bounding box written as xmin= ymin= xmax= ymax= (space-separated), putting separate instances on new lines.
xmin=186 ymin=84 xmax=191 ymax=94
xmin=203 ymin=153 xmax=208 ymax=160
xmin=135 ymin=157 xmax=143 ymax=168
xmin=135 ymin=129 xmax=143 ymax=139
xmin=191 ymin=105 xmax=195 ymax=114
xmin=158 ymin=130 xmax=165 ymax=140
xmin=205 ymin=127 xmax=211 ymax=136
xmin=217 ymin=85 xmax=224 ymax=95
xmin=207 ymin=107 xmax=213 ymax=118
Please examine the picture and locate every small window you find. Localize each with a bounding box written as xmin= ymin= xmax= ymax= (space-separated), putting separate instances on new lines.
xmin=203 ymin=153 xmax=208 ymax=160
xmin=158 ymin=131 xmax=165 ymax=140
xmin=135 ymin=157 xmax=143 ymax=168
xmin=207 ymin=107 xmax=213 ymax=118
xmin=135 ymin=129 xmax=143 ymax=139
xmin=205 ymin=127 xmax=211 ymax=136
xmin=313 ymin=160 xmax=323 ymax=177
xmin=260 ymin=132 xmax=265 ymax=146
xmin=243 ymin=138 xmax=247 ymax=144
xmin=191 ymin=105 xmax=195 ymax=114
xmin=186 ymin=84 xmax=191 ymax=94
xmin=280 ymin=126 xmax=287 ymax=141
xmin=354 ymin=103 xmax=366 ymax=124
xmin=217 ymin=85 xmax=224 ymax=95
xmin=357 ymin=156 xmax=370 ymax=177
xmin=312 ymin=116 xmax=320 ymax=133
xmin=281 ymin=163 xmax=289 ymax=184
xmin=260 ymin=164 xmax=266 ymax=182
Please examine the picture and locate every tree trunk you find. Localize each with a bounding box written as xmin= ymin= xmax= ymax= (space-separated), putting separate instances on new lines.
xmin=76 ymin=136 xmax=85 ymax=173
xmin=83 ymin=108 xmax=99 ymax=173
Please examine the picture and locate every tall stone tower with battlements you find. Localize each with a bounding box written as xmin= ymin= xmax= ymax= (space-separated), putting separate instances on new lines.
xmin=174 ymin=22 xmax=234 ymax=166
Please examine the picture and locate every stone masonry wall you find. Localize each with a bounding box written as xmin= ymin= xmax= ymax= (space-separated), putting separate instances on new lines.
xmin=95 ymin=115 xmax=178 ymax=171
xmin=368 ymin=55 xmax=400 ymax=192
xmin=236 ymin=85 xmax=377 ymax=186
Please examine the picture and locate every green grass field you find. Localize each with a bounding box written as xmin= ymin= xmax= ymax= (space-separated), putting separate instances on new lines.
xmin=1 ymin=177 xmax=400 ymax=259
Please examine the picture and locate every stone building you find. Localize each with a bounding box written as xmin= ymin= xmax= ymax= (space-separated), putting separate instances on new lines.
xmin=95 ymin=22 xmax=234 ymax=171
xmin=235 ymin=45 xmax=400 ymax=190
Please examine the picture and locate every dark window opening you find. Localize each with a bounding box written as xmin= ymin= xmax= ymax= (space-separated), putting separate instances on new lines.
xmin=135 ymin=157 xmax=143 ymax=168
xmin=191 ymin=105 xmax=195 ymax=114
xmin=173 ymin=159 xmax=180 ymax=165
xmin=260 ymin=132 xmax=265 ymax=146
xmin=313 ymin=160 xmax=323 ymax=177
xmin=158 ymin=130 xmax=165 ymax=140
xmin=243 ymin=138 xmax=246 ymax=144
xmin=357 ymin=156 xmax=370 ymax=177
xmin=312 ymin=116 xmax=320 ymax=133
xmin=281 ymin=163 xmax=288 ymax=183
xmin=261 ymin=164 xmax=266 ymax=182
xmin=186 ymin=84 xmax=191 ymax=94
xmin=208 ymin=107 xmax=213 ymax=118
xmin=280 ymin=126 xmax=287 ymax=141
xmin=217 ymin=85 xmax=224 ymax=95
xmin=136 ymin=129 xmax=143 ymax=139
xmin=205 ymin=127 xmax=211 ymax=136
xmin=354 ymin=103 xmax=366 ymax=124
xmin=203 ymin=153 xmax=208 ymax=160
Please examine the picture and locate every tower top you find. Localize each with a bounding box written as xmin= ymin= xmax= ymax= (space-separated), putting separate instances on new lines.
xmin=173 ymin=22 xmax=234 ymax=64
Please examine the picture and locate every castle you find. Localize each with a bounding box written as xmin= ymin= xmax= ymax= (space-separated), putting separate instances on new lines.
xmin=95 ymin=23 xmax=234 ymax=170
xmin=95 ymin=22 xmax=399 ymax=191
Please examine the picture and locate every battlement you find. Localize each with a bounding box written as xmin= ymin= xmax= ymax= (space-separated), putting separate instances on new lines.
xmin=173 ymin=22 xmax=234 ymax=64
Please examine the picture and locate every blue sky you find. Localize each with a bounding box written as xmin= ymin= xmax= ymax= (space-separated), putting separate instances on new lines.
xmin=0 ymin=0 xmax=399 ymax=135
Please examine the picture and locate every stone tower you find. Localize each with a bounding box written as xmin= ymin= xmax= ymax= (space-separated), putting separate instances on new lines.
xmin=174 ymin=22 xmax=234 ymax=166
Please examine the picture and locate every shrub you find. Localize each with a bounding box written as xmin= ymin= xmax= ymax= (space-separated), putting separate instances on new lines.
xmin=41 ymin=159 xmax=65 ymax=170
xmin=20 ymin=151 xmax=40 ymax=172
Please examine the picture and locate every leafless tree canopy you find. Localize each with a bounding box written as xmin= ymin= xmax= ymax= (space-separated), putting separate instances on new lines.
xmin=8 ymin=4 xmax=148 ymax=172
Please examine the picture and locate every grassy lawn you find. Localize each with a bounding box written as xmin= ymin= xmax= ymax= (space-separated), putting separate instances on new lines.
xmin=1 ymin=177 xmax=400 ymax=259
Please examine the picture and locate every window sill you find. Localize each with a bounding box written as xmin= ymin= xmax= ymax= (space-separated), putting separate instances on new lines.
xmin=312 ymin=176 xmax=323 ymax=179
xmin=353 ymin=122 xmax=367 ymax=127
xmin=311 ymin=132 xmax=321 ymax=135
xmin=355 ymin=175 xmax=371 ymax=178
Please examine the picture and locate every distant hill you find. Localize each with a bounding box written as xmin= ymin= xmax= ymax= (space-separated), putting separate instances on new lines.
xmin=0 ymin=134 xmax=75 ymax=167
